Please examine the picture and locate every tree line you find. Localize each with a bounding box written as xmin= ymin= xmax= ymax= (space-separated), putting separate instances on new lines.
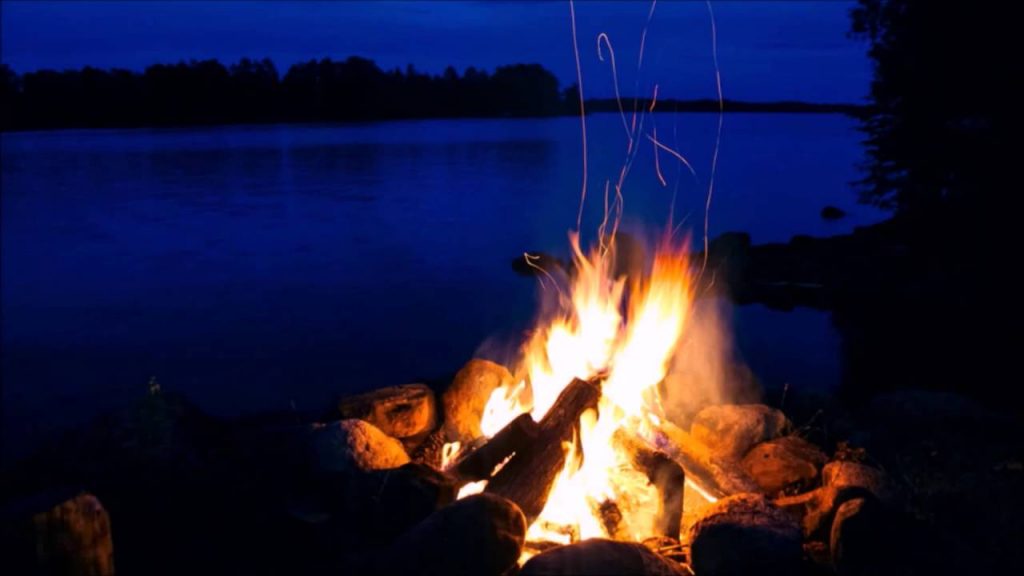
xmin=0 ymin=56 xmax=570 ymax=131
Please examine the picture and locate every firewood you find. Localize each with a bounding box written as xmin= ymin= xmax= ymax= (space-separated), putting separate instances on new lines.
xmin=612 ymin=428 xmax=685 ymax=539
xmin=451 ymin=413 xmax=539 ymax=483
xmin=485 ymin=377 xmax=601 ymax=523
xmin=654 ymin=420 xmax=762 ymax=499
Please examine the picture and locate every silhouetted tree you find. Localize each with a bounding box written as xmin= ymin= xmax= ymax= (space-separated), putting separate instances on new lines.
xmin=851 ymin=0 xmax=1018 ymax=220
xmin=1 ymin=56 xmax=574 ymax=131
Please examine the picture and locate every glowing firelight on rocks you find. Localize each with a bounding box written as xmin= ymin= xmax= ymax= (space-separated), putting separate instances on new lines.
xmin=445 ymin=230 xmax=698 ymax=545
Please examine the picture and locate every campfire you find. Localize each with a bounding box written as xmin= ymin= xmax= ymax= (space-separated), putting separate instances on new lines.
xmin=439 ymin=231 xmax=708 ymax=556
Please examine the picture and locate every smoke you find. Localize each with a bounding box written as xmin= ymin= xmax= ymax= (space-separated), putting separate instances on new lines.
xmin=660 ymin=295 xmax=761 ymax=427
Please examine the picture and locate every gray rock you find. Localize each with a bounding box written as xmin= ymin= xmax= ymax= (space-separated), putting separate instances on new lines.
xmin=742 ymin=435 xmax=827 ymax=495
xmin=520 ymin=538 xmax=687 ymax=576
xmin=691 ymin=404 xmax=790 ymax=461
xmin=442 ymin=359 xmax=515 ymax=443
xmin=376 ymin=493 xmax=526 ymax=576
xmin=822 ymin=461 xmax=896 ymax=504
xmin=689 ymin=493 xmax=803 ymax=576
xmin=337 ymin=383 xmax=437 ymax=440
xmin=1 ymin=491 xmax=115 ymax=576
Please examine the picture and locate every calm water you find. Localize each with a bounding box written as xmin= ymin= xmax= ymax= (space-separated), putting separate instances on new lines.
xmin=1 ymin=113 xmax=881 ymax=457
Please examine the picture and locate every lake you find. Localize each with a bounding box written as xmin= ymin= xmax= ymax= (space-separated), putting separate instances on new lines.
xmin=1 ymin=113 xmax=883 ymax=459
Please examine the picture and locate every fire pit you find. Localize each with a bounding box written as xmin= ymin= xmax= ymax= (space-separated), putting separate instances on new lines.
xmin=316 ymin=233 xmax=895 ymax=575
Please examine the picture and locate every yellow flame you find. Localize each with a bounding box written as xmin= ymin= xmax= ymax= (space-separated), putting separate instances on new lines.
xmin=463 ymin=232 xmax=698 ymax=546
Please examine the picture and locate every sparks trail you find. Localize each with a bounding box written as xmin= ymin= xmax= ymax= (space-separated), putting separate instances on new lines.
xmin=631 ymin=0 xmax=659 ymax=136
xmin=570 ymin=0 xmax=589 ymax=233
xmin=701 ymin=0 xmax=724 ymax=278
xmin=524 ymin=253 xmax=567 ymax=300
xmin=649 ymin=84 xmax=669 ymax=187
xmin=597 ymin=32 xmax=631 ymax=148
xmin=646 ymin=135 xmax=697 ymax=177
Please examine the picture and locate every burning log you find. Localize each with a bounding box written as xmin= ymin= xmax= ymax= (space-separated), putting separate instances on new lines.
xmin=612 ymin=428 xmax=685 ymax=540
xmin=654 ymin=420 xmax=762 ymax=499
xmin=450 ymin=413 xmax=539 ymax=483
xmin=592 ymin=498 xmax=629 ymax=541
xmin=485 ymin=377 xmax=601 ymax=523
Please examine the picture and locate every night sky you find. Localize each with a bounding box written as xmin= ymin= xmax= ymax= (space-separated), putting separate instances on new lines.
xmin=2 ymin=1 xmax=869 ymax=103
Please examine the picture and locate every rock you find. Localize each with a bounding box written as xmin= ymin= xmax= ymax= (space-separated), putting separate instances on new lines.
xmin=1 ymin=491 xmax=115 ymax=576
xmin=742 ymin=436 xmax=827 ymax=495
xmin=821 ymin=461 xmax=896 ymax=504
xmin=830 ymin=497 xmax=887 ymax=576
xmin=312 ymin=419 xmax=409 ymax=473
xmin=774 ymin=485 xmax=875 ymax=541
xmin=303 ymin=462 xmax=457 ymax=544
xmin=520 ymin=538 xmax=687 ymax=576
xmin=375 ymin=493 xmax=526 ymax=576
xmin=821 ymin=206 xmax=846 ymax=220
xmin=337 ymin=383 xmax=437 ymax=440
xmin=688 ymin=493 xmax=803 ymax=576
xmin=691 ymin=404 xmax=790 ymax=461
xmin=442 ymin=359 xmax=515 ymax=443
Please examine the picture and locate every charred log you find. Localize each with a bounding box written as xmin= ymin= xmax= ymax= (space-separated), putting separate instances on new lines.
xmin=485 ymin=377 xmax=601 ymax=523
xmin=451 ymin=413 xmax=539 ymax=483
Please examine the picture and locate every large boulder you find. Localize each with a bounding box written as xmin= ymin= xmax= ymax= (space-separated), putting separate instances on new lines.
xmin=1 ymin=491 xmax=115 ymax=576
xmin=295 ymin=462 xmax=457 ymax=545
xmin=443 ymin=359 xmax=515 ymax=442
xmin=688 ymin=493 xmax=803 ymax=576
xmin=312 ymin=419 xmax=409 ymax=473
xmin=520 ymin=538 xmax=687 ymax=576
xmin=337 ymin=383 xmax=437 ymax=440
xmin=742 ymin=435 xmax=827 ymax=496
xmin=375 ymin=493 xmax=526 ymax=576
xmin=691 ymin=404 xmax=790 ymax=461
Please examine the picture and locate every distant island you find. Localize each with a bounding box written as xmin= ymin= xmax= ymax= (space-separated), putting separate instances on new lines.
xmin=0 ymin=56 xmax=864 ymax=132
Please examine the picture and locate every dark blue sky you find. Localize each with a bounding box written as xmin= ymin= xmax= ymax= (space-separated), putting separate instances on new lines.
xmin=1 ymin=1 xmax=870 ymax=103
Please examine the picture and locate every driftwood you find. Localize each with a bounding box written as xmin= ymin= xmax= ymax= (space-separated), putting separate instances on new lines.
xmin=612 ymin=428 xmax=685 ymax=539
xmin=485 ymin=377 xmax=601 ymax=523
xmin=654 ymin=420 xmax=762 ymax=499
xmin=451 ymin=413 xmax=539 ymax=484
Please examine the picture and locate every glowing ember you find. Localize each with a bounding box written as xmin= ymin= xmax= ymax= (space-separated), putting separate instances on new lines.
xmin=447 ymin=230 xmax=700 ymax=545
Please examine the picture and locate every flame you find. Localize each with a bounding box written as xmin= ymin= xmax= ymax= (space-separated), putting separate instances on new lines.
xmin=458 ymin=231 xmax=698 ymax=545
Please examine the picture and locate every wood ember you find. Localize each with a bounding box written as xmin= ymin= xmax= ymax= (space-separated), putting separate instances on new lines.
xmin=612 ymin=428 xmax=685 ymax=540
xmin=450 ymin=413 xmax=538 ymax=483
xmin=485 ymin=377 xmax=601 ymax=523
xmin=593 ymin=498 xmax=629 ymax=541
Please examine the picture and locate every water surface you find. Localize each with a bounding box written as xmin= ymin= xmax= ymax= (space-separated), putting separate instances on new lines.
xmin=1 ymin=113 xmax=882 ymax=457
